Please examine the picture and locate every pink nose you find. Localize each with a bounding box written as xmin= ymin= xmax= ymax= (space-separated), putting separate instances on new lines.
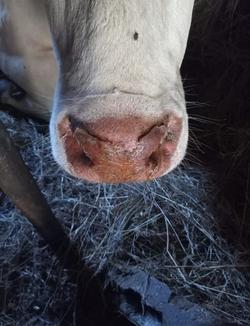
xmin=58 ymin=115 xmax=182 ymax=183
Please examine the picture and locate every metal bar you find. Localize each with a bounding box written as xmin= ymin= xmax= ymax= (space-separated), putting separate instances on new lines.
xmin=0 ymin=121 xmax=77 ymax=264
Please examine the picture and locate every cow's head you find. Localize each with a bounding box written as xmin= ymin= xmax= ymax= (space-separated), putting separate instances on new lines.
xmin=46 ymin=0 xmax=195 ymax=183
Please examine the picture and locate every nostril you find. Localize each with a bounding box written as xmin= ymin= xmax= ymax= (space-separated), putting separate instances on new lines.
xmin=59 ymin=117 xmax=95 ymax=168
xmin=147 ymin=151 xmax=159 ymax=170
xmin=68 ymin=116 xmax=82 ymax=133
xmin=79 ymin=151 xmax=93 ymax=167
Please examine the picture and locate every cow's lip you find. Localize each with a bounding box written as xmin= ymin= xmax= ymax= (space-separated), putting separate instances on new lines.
xmin=56 ymin=115 xmax=183 ymax=183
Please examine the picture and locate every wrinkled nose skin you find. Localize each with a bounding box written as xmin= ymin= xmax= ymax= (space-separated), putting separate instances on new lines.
xmin=57 ymin=115 xmax=183 ymax=183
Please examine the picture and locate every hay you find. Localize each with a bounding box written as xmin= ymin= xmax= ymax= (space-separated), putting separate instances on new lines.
xmin=0 ymin=109 xmax=249 ymax=325
xmin=0 ymin=0 xmax=250 ymax=324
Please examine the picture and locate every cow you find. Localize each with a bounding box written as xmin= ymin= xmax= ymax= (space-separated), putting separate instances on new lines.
xmin=0 ymin=0 xmax=195 ymax=183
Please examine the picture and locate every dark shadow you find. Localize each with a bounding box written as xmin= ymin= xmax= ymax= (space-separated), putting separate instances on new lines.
xmin=182 ymin=0 xmax=250 ymax=250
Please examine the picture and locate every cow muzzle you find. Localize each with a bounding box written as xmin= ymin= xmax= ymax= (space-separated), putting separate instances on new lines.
xmin=56 ymin=113 xmax=184 ymax=183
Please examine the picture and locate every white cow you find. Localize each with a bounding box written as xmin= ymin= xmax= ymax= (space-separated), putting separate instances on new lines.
xmin=0 ymin=0 xmax=195 ymax=183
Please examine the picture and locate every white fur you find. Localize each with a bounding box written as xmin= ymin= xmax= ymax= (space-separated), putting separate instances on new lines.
xmin=0 ymin=52 xmax=25 ymax=78
xmin=47 ymin=0 xmax=195 ymax=97
xmin=0 ymin=1 xmax=57 ymax=119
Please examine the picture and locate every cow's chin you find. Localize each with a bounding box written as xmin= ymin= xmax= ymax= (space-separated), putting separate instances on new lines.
xmin=50 ymin=93 xmax=188 ymax=184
